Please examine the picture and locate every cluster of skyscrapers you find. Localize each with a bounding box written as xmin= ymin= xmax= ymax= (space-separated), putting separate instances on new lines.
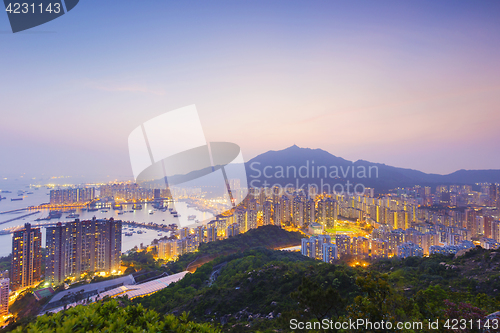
xmin=49 ymin=187 xmax=95 ymax=205
xmin=301 ymin=235 xmax=338 ymax=263
xmin=9 ymin=219 xmax=122 ymax=291
xmin=46 ymin=218 xmax=122 ymax=284
xmin=99 ymin=183 xmax=169 ymax=201
xmin=298 ymin=183 xmax=500 ymax=261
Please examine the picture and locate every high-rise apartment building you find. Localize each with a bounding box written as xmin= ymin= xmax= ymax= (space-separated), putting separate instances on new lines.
xmin=11 ymin=223 xmax=42 ymax=290
xmin=335 ymin=234 xmax=351 ymax=257
xmin=45 ymin=218 xmax=122 ymax=285
xmin=157 ymin=239 xmax=180 ymax=261
xmin=322 ymin=243 xmax=338 ymax=263
xmin=50 ymin=187 xmax=95 ymax=205
xmin=245 ymin=209 xmax=258 ymax=231
xmin=292 ymin=195 xmax=305 ymax=227
xmin=262 ymin=201 xmax=273 ymax=226
xmin=0 ymin=278 xmax=9 ymax=317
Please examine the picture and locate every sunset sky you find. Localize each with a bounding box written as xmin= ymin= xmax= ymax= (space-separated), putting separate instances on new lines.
xmin=1 ymin=1 xmax=500 ymax=179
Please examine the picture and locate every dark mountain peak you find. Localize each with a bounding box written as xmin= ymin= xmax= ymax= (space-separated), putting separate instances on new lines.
xmin=245 ymin=146 xmax=500 ymax=191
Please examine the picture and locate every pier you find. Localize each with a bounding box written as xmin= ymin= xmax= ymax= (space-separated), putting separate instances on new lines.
xmin=0 ymin=211 xmax=41 ymax=226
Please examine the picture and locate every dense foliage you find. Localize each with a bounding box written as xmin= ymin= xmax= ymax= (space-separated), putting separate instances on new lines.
xmin=166 ymin=225 xmax=303 ymax=273
xmin=128 ymin=245 xmax=500 ymax=332
xmin=131 ymin=248 xmax=358 ymax=327
xmin=0 ymin=254 xmax=11 ymax=272
xmin=11 ymin=299 xmax=220 ymax=333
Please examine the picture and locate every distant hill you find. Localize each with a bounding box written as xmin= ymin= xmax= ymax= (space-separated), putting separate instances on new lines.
xmin=143 ymin=145 xmax=500 ymax=194
xmin=244 ymin=145 xmax=500 ymax=192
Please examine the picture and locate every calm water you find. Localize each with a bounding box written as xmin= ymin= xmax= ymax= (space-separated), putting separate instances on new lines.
xmin=0 ymin=178 xmax=210 ymax=257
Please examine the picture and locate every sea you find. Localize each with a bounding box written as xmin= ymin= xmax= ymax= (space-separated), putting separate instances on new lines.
xmin=0 ymin=177 xmax=211 ymax=257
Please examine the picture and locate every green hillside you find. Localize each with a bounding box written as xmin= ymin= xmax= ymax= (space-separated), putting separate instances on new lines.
xmin=130 ymin=235 xmax=500 ymax=332
xmin=166 ymin=225 xmax=303 ymax=273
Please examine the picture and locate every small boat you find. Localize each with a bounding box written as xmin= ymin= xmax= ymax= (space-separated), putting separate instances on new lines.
xmin=66 ymin=213 xmax=80 ymax=218
xmin=157 ymin=233 xmax=162 ymax=236
xmin=11 ymin=198 xmax=23 ymax=201
xmin=101 ymin=210 xmax=108 ymax=213
xmin=195 ymin=220 xmax=200 ymax=223
xmin=49 ymin=211 xmax=62 ymax=219
xmin=118 ymin=212 xmax=124 ymax=215
xmin=125 ymin=232 xmax=133 ymax=236
xmin=173 ymin=214 xmax=179 ymax=218
xmin=170 ymin=211 xmax=177 ymax=214
xmin=188 ymin=215 xmax=196 ymax=220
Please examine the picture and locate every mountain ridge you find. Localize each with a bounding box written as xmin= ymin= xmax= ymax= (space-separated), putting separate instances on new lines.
xmin=244 ymin=145 xmax=500 ymax=192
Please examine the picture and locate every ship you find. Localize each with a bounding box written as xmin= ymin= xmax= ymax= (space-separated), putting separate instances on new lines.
xmin=49 ymin=211 xmax=62 ymax=219
xmin=188 ymin=215 xmax=196 ymax=220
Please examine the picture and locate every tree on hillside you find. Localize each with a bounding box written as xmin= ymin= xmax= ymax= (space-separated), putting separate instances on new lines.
xmin=13 ymin=299 xmax=220 ymax=333
xmin=291 ymin=277 xmax=345 ymax=321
